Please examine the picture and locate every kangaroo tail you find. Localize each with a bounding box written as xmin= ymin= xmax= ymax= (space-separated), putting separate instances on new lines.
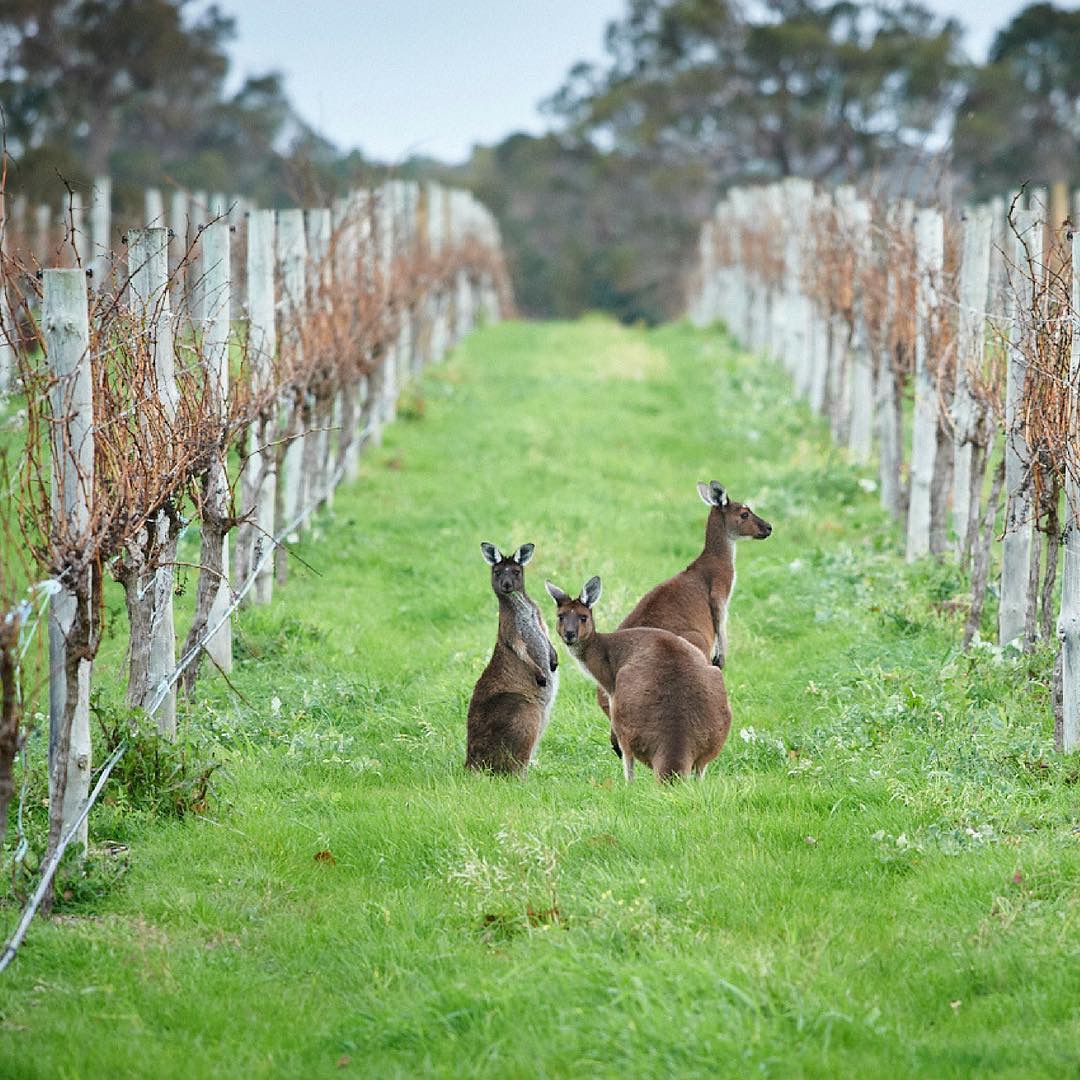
xmin=653 ymin=750 xmax=693 ymax=783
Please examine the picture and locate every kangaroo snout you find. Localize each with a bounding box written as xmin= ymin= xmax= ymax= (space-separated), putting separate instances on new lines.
xmin=757 ymin=521 xmax=772 ymax=539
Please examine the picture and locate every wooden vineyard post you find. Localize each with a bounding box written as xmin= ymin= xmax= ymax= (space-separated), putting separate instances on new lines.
xmin=125 ymin=227 xmax=179 ymax=736
xmin=188 ymin=190 xmax=208 ymax=323
xmin=827 ymin=188 xmax=853 ymax=447
xmin=378 ymin=184 xmax=398 ymax=429
xmin=305 ymin=208 xmax=334 ymax=510
xmin=240 ymin=209 xmax=277 ymax=605
xmin=63 ymin=191 xmax=84 ymax=267
xmin=34 ymin=204 xmax=52 ymax=265
xmin=399 ymin=182 xmax=418 ymax=379
xmin=200 ymin=218 xmax=233 ymax=672
xmin=168 ymin=189 xmax=188 ymax=275
xmin=89 ymin=176 xmax=111 ymax=284
xmin=0 ymin=255 xmax=13 ymax=397
xmin=807 ymin=191 xmax=832 ymax=416
xmin=275 ymin=208 xmax=306 ymax=584
xmin=331 ymin=193 xmax=365 ymax=487
xmin=44 ymin=268 xmax=94 ymax=855
xmin=144 ymin=188 xmax=164 ymax=227
xmin=1059 ymin=227 xmax=1080 ymax=752
xmin=783 ymin=179 xmax=813 ymax=398
xmin=951 ymin=206 xmax=992 ymax=552
xmin=906 ymin=208 xmax=943 ymax=562
xmin=846 ymin=195 xmax=874 ymax=464
xmin=999 ymin=210 xmax=1041 ymax=647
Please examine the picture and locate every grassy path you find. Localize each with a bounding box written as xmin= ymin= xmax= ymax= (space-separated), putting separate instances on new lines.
xmin=1 ymin=317 xmax=1077 ymax=1078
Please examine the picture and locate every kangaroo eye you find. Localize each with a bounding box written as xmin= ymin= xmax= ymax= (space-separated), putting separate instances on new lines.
xmin=741 ymin=511 xmax=749 ymax=519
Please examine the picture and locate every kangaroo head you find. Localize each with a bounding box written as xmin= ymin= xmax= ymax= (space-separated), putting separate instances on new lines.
xmin=481 ymin=541 xmax=534 ymax=596
xmin=697 ymin=480 xmax=772 ymax=540
xmin=545 ymin=576 xmax=601 ymax=647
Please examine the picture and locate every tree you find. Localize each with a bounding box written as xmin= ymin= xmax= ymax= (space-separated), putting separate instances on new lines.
xmin=1 ymin=1 xmax=234 ymax=184
xmin=0 ymin=0 xmax=372 ymax=220
xmin=548 ymin=0 xmax=965 ymax=184
xmin=953 ymin=3 xmax=1080 ymax=196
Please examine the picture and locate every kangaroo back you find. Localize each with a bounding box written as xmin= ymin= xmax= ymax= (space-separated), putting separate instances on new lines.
xmin=608 ymin=630 xmax=731 ymax=781
xmin=599 ymin=482 xmax=770 ymax=748
xmin=546 ymin=577 xmax=731 ymax=783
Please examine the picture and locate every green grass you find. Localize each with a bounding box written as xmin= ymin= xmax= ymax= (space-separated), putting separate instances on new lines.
xmin=1 ymin=315 xmax=1078 ymax=1078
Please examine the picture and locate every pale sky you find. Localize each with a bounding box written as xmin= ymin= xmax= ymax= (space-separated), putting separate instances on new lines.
xmin=207 ymin=0 xmax=1057 ymax=165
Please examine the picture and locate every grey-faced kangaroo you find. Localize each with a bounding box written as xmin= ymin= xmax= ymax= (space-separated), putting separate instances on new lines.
xmin=599 ymin=481 xmax=770 ymax=754
xmin=547 ymin=576 xmax=731 ymax=782
xmin=465 ymin=542 xmax=559 ymax=774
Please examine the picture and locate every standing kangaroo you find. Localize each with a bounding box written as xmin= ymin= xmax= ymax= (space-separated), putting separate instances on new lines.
xmin=598 ymin=481 xmax=771 ymax=743
xmin=466 ymin=542 xmax=559 ymax=774
xmin=547 ymin=576 xmax=731 ymax=782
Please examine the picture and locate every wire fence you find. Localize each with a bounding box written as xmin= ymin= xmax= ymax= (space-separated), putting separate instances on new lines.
xmin=688 ymin=179 xmax=1079 ymax=754
xmin=0 ymin=175 xmax=510 ymax=966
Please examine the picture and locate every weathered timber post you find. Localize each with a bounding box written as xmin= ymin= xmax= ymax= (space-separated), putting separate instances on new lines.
xmin=951 ymin=206 xmax=993 ymax=552
xmin=63 ymin=191 xmax=84 ymax=267
xmin=188 ymin=190 xmax=208 ymax=323
xmin=89 ymin=176 xmax=111 ymax=283
xmin=125 ymin=227 xmax=179 ymax=736
xmin=782 ymin=179 xmax=814 ymax=395
xmin=1058 ymin=227 xmax=1080 ymax=752
xmin=168 ymin=189 xmax=188 ymax=274
xmin=876 ymin=200 xmax=912 ymax=520
xmin=999 ymin=210 xmax=1041 ymax=647
xmin=846 ymin=195 xmax=874 ymax=464
xmin=807 ymin=190 xmax=832 ymax=415
xmin=34 ymin=204 xmax=52 ymax=264
xmin=0 ymin=243 xmax=13 ymax=397
xmin=44 ymin=268 xmax=93 ymax=856
xmin=378 ymin=184 xmax=399 ymax=427
xmin=196 ymin=218 xmax=233 ymax=674
xmin=906 ymin=208 xmax=943 ymax=562
xmin=275 ymin=208 xmax=306 ymax=584
xmin=331 ymin=193 xmax=365 ymax=487
xmin=238 ymin=209 xmax=277 ymax=605
xmin=304 ymin=207 xmax=334 ymax=510
xmin=144 ymin=188 xmax=165 ymax=227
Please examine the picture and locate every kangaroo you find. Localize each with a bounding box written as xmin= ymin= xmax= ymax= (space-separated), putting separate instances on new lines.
xmin=547 ymin=576 xmax=731 ymax=782
xmin=466 ymin=542 xmax=559 ymax=774
xmin=598 ymin=481 xmax=771 ymax=751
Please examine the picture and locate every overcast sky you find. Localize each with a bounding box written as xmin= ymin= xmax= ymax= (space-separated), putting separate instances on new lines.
xmin=209 ymin=0 xmax=1054 ymax=164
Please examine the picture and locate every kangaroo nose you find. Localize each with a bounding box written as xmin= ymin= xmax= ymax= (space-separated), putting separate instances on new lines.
xmin=564 ymin=631 xmax=576 ymax=644
xmin=501 ymin=581 xmax=513 ymax=592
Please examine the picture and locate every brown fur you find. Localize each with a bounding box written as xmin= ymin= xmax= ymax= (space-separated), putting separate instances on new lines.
xmin=548 ymin=580 xmax=732 ymax=782
xmin=598 ymin=483 xmax=770 ymax=752
xmin=466 ymin=545 xmax=558 ymax=775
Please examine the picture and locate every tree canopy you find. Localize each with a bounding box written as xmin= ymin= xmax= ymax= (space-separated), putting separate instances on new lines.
xmin=2 ymin=0 xmax=1078 ymax=322
xmin=547 ymin=0 xmax=966 ymax=184
xmin=953 ymin=2 xmax=1080 ymax=196
xmin=0 ymin=0 xmax=365 ymax=206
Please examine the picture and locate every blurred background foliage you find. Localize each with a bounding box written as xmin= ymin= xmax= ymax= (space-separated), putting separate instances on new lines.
xmin=3 ymin=0 xmax=1079 ymax=322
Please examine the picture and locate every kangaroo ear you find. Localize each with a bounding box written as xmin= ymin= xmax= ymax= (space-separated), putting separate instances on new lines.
xmin=513 ymin=543 xmax=535 ymax=565
xmin=699 ymin=480 xmax=728 ymax=508
xmin=582 ymin=576 xmax=602 ymax=608
xmin=545 ymin=580 xmax=569 ymax=605
xmin=480 ymin=542 xmax=502 ymax=566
